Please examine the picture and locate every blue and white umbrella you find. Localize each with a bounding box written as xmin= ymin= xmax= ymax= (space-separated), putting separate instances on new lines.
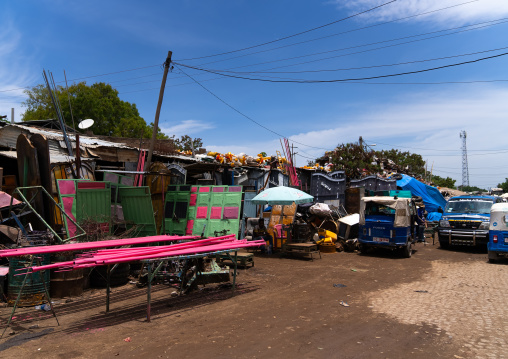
xmin=251 ymin=186 xmax=313 ymax=205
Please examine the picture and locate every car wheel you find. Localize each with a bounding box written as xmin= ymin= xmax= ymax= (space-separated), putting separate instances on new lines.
xmin=359 ymin=244 xmax=368 ymax=255
xmin=438 ymin=235 xmax=449 ymax=249
xmin=402 ymin=241 xmax=412 ymax=258
xmin=488 ymin=251 xmax=499 ymax=264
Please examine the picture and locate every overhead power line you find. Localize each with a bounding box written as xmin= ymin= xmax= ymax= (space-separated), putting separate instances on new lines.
xmin=177 ymin=0 xmax=398 ymax=61
xmin=186 ymin=1 xmax=480 ymax=67
xmin=209 ymin=46 xmax=508 ymax=75
xmin=2 ymin=12 xmax=504 ymax=94
xmin=173 ymin=64 xmax=332 ymax=152
xmin=363 ymin=139 xmax=508 ymax=153
xmin=186 ymin=17 xmax=508 ymax=75
xmin=119 ymin=78 xmax=508 ymax=95
xmin=173 ymin=51 xmax=508 ymax=83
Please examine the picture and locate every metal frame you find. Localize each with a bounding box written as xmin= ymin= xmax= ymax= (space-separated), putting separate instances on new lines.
xmin=1 ymin=255 xmax=60 ymax=338
xmin=12 ymin=186 xmax=86 ymax=243
xmin=142 ymin=250 xmax=238 ymax=322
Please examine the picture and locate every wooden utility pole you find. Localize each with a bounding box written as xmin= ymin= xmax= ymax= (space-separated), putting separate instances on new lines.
xmin=145 ymin=51 xmax=172 ymax=171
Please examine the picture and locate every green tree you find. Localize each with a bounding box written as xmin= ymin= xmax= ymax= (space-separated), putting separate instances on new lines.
xmin=146 ymin=122 xmax=170 ymax=140
xmin=431 ymin=175 xmax=456 ymax=189
xmin=460 ymin=185 xmax=486 ymax=193
xmin=497 ymin=178 xmax=508 ymax=193
xmin=22 ymin=82 xmax=152 ymax=138
xmin=172 ymin=135 xmax=203 ymax=151
xmin=375 ymin=149 xmax=426 ymax=177
xmin=329 ymin=143 xmax=380 ymax=179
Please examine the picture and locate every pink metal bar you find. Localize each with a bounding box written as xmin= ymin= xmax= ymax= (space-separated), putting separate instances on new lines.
xmin=26 ymin=238 xmax=239 ymax=273
xmin=0 ymin=234 xmax=204 ymax=258
xmin=31 ymin=240 xmax=265 ymax=272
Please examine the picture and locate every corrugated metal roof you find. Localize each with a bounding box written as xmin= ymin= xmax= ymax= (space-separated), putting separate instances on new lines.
xmin=2 ymin=124 xmax=132 ymax=149
xmin=0 ymin=150 xmax=93 ymax=164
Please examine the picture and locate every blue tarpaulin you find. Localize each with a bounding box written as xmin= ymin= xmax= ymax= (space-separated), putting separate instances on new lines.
xmin=396 ymin=174 xmax=447 ymax=220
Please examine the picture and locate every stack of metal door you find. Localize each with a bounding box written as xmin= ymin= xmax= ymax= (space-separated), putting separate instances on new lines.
xmin=186 ymin=185 xmax=243 ymax=237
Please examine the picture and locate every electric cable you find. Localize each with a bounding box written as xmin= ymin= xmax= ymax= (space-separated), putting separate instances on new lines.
xmin=173 ymin=64 xmax=333 ymax=151
xmin=173 ymin=51 xmax=508 ymax=83
xmin=2 ymin=14 xmax=505 ymax=93
xmin=118 ymin=78 xmax=508 ymax=94
xmin=182 ymin=1 xmax=480 ymax=66
xmin=363 ymin=139 xmax=508 ymax=152
xmin=209 ymin=46 xmax=508 ymax=75
xmin=179 ymin=18 xmax=508 ymax=75
xmin=176 ymin=0 xmax=398 ymax=61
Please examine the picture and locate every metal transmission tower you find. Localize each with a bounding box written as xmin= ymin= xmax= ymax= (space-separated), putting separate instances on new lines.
xmin=460 ymin=130 xmax=470 ymax=188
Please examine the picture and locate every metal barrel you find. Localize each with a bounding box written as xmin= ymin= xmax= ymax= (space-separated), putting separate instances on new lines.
xmin=8 ymin=254 xmax=51 ymax=307
xmin=50 ymin=253 xmax=84 ymax=298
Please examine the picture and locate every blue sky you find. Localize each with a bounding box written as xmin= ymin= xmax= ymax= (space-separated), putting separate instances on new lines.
xmin=1 ymin=0 xmax=508 ymax=189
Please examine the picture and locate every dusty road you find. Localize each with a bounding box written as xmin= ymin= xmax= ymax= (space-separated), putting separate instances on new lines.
xmin=0 ymin=241 xmax=506 ymax=359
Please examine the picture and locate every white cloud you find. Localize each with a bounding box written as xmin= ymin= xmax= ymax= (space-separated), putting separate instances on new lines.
xmin=335 ymin=0 xmax=508 ymax=25
xmin=208 ymin=86 xmax=508 ymax=189
xmin=160 ymin=119 xmax=215 ymax=137
xmin=290 ymin=86 xmax=508 ymax=188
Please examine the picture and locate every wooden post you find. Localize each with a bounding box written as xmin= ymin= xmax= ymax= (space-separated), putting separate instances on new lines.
xmin=145 ymin=51 xmax=172 ymax=171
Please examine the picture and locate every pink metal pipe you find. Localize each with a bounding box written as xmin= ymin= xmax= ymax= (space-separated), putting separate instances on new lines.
xmin=72 ymin=238 xmax=238 ymax=261
xmin=66 ymin=240 xmax=239 ymax=268
xmin=63 ymin=241 xmax=265 ymax=271
xmin=0 ymin=234 xmax=202 ymax=258
xmin=14 ymin=239 xmax=233 ymax=272
xmin=32 ymin=240 xmax=265 ymax=272
xmin=83 ymin=236 xmax=236 ymax=256
xmin=27 ymin=238 xmax=238 ymax=272
xmin=95 ymin=240 xmax=264 ymax=266
xmin=28 ymin=237 xmax=248 ymax=273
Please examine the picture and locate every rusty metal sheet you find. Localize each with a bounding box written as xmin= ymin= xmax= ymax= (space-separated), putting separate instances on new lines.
xmin=31 ymin=134 xmax=55 ymax=228
xmin=16 ymin=134 xmax=45 ymax=229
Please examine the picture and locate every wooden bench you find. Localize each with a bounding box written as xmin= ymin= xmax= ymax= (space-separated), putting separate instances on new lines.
xmin=282 ymin=242 xmax=321 ymax=261
xmin=216 ymin=252 xmax=255 ymax=268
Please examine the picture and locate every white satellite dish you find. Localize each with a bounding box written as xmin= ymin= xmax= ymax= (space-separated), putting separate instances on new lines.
xmin=78 ymin=119 xmax=94 ymax=129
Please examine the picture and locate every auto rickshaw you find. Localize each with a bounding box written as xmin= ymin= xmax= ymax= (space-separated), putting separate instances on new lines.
xmin=358 ymin=195 xmax=417 ymax=258
xmin=487 ymin=203 xmax=508 ymax=263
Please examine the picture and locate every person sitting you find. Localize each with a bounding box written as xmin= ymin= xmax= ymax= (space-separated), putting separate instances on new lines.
xmin=253 ymin=219 xmax=273 ymax=254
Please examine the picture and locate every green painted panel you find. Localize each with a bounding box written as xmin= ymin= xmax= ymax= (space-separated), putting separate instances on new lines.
xmin=192 ymin=219 xmax=208 ymax=236
xmin=210 ymin=192 xmax=224 ymax=207
xmin=223 ymin=192 xmax=242 ymax=207
xmin=76 ymin=185 xmax=111 ymax=234
xmin=206 ymin=219 xmax=226 ymax=237
xmin=119 ymin=187 xmax=157 ymax=237
xmin=185 ymin=185 xmax=243 ymax=238
xmin=57 ymin=179 xmax=91 ymax=239
xmin=196 ymin=191 xmax=211 ymax=206
xmin=164 ymin=188 xmax=190 ymax=235
xmin=187 ymin=206 xmax=197 ymax=219
xmin=104 ymin=171 xmax=135 ymax=204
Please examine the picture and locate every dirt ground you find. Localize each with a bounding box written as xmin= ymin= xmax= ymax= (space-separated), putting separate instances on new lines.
xmin=0 ymin=240 xmax=500 ymax=359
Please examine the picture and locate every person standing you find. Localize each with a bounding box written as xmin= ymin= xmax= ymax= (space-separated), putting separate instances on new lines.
xmin=252 ymin=218 xmax=273 ymax=254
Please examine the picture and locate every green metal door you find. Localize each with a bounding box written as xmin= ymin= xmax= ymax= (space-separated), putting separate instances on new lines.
xmin=164 ymin=186 xmax=191 ymax=235
xmin=76 ymin=183 xmax=112 ymax=234
xmin=119 ymin=187 xmax=157 ymax=237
